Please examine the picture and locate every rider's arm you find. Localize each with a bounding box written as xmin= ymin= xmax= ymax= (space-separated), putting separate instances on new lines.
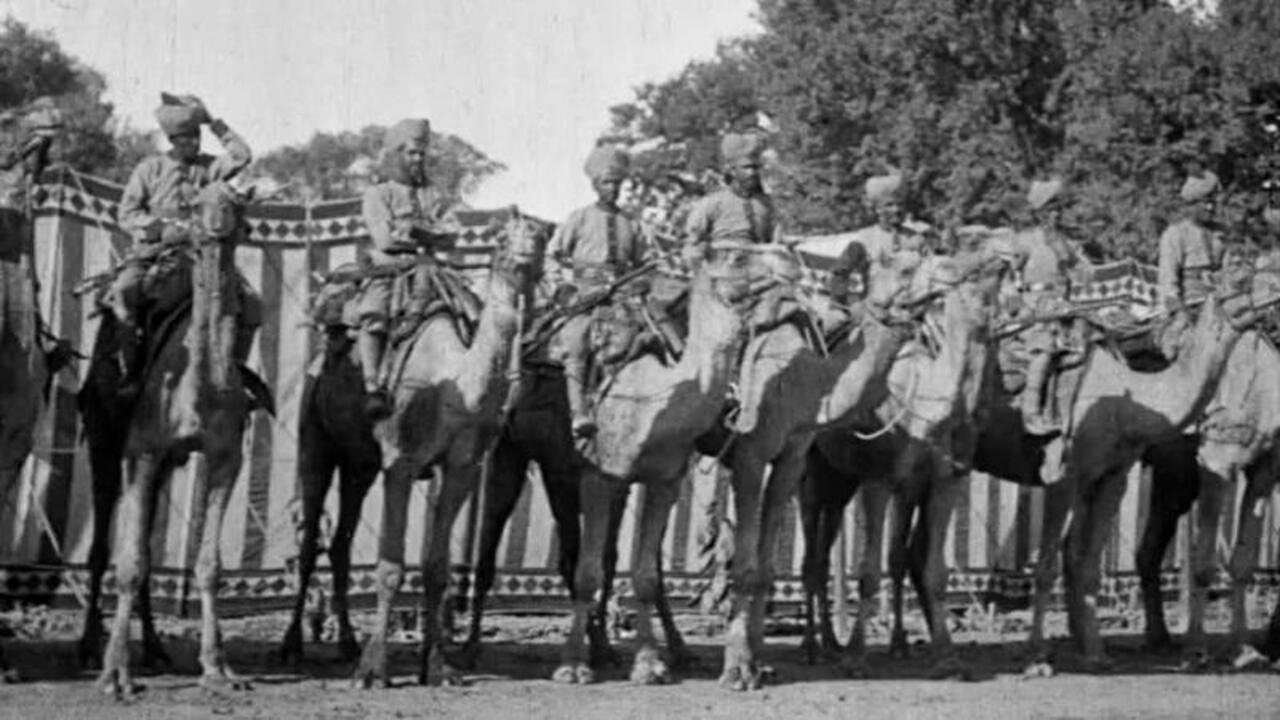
xmin=361 ymin=185 xmax=414 ymax=257
xmin=1156 ymin=224 xmax=1184 ymax=311
xmin=207 ymin=118 xmax=253 ymax=182
xmin=119 ymin=159 xmax=163 ymax=243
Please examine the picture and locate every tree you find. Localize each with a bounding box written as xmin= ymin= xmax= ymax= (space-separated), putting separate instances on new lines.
xmin=0 ymin=17 xmax=154 ymax=183
xmin=253 ymin=125 xmax=506 ymax=204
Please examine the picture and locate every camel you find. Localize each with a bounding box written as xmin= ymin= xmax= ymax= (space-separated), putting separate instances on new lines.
xmin=277 ymin=324 xmax=381 ymax=664
xmin=0 ymin=130 xmax=60 ymax=683
xmin=552 ymin=247 xmax=795 ymax=686
xmin=1135 ymin=331 xmax=1280 ymax=668
xmin=782 ymin=253 xmax=1003 ymax=682
xmin=350 ymin=213 xmax=551 ymax=688
xmin=1020 ymin=286 xmax=1266 ymax=672
xmin=455 ymin=360 xmax=692 ymax=672
xmin=90 ymin=179 xmax=261 ymax=698
xmin=704 ymin=248 xmax=1003 ymax=690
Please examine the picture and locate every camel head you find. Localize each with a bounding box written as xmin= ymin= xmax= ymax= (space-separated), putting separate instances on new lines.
xmin=490 ymin=206 xmax=550 ymax=295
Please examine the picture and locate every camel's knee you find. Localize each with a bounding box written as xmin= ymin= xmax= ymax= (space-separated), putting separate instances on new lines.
xmin=194 ymin=559 xmax=221 ymax=594
xmin=801 ymin=559 xmax=829 ymax=595
xmin=375 ymin=561 xmax=405 ymax=595
xmin=1192 ymin=566 xmax=1217 ymax=590
xmin=1226 ymin=550 xmax=1255 ymax=586
xmin=114 ymin=566 xmax=145 ymax=596
xmin=632 ymin=570 xmax=662 ymax=604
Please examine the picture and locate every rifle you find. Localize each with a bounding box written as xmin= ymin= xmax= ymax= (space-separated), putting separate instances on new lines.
xmin=521 ymin=260 xmax=661 ymax=358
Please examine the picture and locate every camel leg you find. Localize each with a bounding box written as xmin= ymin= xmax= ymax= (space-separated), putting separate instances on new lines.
xmin=843 ymin=479 xmax=889 ymax=675
xmin=96 ymin=453 xmax=161 ymax=699
xmin=1224 ymin=466 xmax=1274 ymax=665
xmin=554 ymin=468 xmax=613 ymax=684
xmin=1026 ymin=477 xmax=1073 ymax=672
xmin=417 ymin=453 xmax=477 ymax=687
xmin=454 ymin=437 xmax=527 ymax=671
xmin=720 ymin=449 xmax=767 ymax=691
xmin=353 ymin=458 xmax=413 ymax=689
xmin=588 ymin=481 xmax=629 ymax=670
xmin=628 ymin=479 xmax=680 ymax=685
xmin=653 ymin=557 xmax=694 ymax=668
xmin=917 ymin=468 xmax=969 ymax=678
xmin=1065 ymin=468 xmax=1129 ymax=670
xmin=799 ymin=447 xmax=858 ymax=664
xmin=79 ymin=434 xmax=123 ymax=669
xmin=194 ymin=447 xmax=250 ymax=691
xmin=330 ymin=460 xmax=377 ymax=661
xmin=1185 ymin=464 xmax=1231 ymax=661
xmin=138 ymin=476 xmax=172 ymax=672
xmin=887 ymin=483 xmax=923 ymax=660
xmin=1137 ymin=439 xmax=1198 ymax=653
xmin=281 ymin=438 xmax=337 ymax=665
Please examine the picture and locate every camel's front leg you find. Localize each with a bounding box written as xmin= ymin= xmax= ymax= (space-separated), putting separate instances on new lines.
xmin=1025 ymin=477 xmax=1073 ymax=676
xmin=720 ymin=448 xmax=766 ymax=691
xmin=79 ymin=432 xmax=124 ymax=670
xmin=96 ymin=453 xmax=161 ymax=699
xmin=1184 ymin=464 xmax=1231 ymax=664
xmin=554 ymin=468 xmax=615 ymax=684
xmin=281 ymin=440 xmax=337 ymax=665
xmin=1224 ymin=466 xmax=1275 ymax=667
xmin=417 ymin=452 xmax=480 ymax=687
xmin=330 ymin=461 xmax=379 ymax=661
xmin=628 ymin=479 xmax=680 ymax=685
xmin=843 ymin=479 xmax=889 ymax=675
xmin=353 ymin=459 xmax=413 ymax=689
xmin=917 ymin=467 xmax=969 ymax=678
xmin=195 ymin=448 xmax=251 ymax=692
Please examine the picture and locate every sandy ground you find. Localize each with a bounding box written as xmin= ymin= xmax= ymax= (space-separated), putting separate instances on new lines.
xmin=0 ymin=609 xmax=1277 ymax=720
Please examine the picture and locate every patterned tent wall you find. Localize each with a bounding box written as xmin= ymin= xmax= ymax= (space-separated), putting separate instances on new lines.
xmin=2 ymin=170 xmax=1278 ymax=616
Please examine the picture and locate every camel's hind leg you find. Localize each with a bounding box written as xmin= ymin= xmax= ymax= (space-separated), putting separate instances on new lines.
xmin=887 ymin=482 xmax=924 ymax=659
xmin=720 ymin=448 xmax=767 ymax=691
xmin=554 ymin=468 xmax=616 ymax=684
xmin=417 ymin=450 xmax=478 ymax=687
xmin=844 ymin=479 xmax=889 ymax=673
xmin=798 ymin=446 xmax=859 ymax=664
xmin=1137 ymin=438 xmax=1199 ymax=652
xmin=96 ymin=452 xmax=164 ymax=699
xmin=1064 ymin=466 xmax=1130 ymax=670
xmin=79 ymin=430 xmax=123 ymax=669
xmin=457 ymin=436 xmax=530 ymax=669
xmin=627 ymin=479 xmax=680 ymax=686
xmin=195 ymin=444 xmax=251 ymax=691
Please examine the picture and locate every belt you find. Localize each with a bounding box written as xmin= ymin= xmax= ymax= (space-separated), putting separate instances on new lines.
xmin=1023 ymin=281 xmax=1064 ymax=293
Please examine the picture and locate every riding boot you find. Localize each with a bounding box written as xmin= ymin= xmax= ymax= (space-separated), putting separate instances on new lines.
xmin=564 ymin=355 xmax=597 ymax=439
xmin=1020 ymin=351 xmax=1059 ymax=436
xmin=357 ymin=329 xmax=392 ymax=420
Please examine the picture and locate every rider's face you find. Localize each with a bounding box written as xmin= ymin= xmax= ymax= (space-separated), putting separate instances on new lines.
xmin=593 ymin=177 xmax=621 ymax=206
xmin=876 ymin=200 xmax=902 ymax=229
xmin=168 ymin=132 xmax=200 ymax=163
xmin=727 ymin=161 xmax=762 ymax=195
xmin=399 ymin=145 xmax=428 ymax=185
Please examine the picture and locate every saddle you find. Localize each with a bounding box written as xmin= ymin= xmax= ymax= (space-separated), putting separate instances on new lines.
xmin=313 ymin=256 xmax=482 ymax=347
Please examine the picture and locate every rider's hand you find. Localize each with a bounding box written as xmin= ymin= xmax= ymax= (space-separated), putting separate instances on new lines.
xmin=160 ymin=222 xmax=189 ymax=245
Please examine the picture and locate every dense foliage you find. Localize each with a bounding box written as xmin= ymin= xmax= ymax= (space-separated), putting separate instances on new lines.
xmin=609 ymin=0 xmax=1280 ymax=261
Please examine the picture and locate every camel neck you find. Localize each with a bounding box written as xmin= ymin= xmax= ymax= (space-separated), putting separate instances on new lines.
xmin=814 ymin=318 xmax=907 ymax=425
xmin=188 ymin=237 xmax=239 ymax=393
xmin=678 ymin=272 xmax=745 ymax=395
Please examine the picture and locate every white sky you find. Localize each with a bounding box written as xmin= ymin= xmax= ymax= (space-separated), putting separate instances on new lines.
xmin=1 ymin=0 xmax=760 ymax=219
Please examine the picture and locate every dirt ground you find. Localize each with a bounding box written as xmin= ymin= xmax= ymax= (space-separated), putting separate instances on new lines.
xmin=0 ymin=608 xmax=1277 ymax=720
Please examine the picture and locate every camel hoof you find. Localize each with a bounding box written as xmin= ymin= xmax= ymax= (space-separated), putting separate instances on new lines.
xmin=552 ymin=662 xmax=592 ymax=684
xmin=419 ymin=664 xmax=466 ymax=687
xmin=1083 ymin=654 xmax=1115 ymax=674
xmin=1178 ymin=647 xmax=1213 ymax=674
xmin=200 ymin=673 xmax=253 ymax=693
xmin=839 ymin=655 xmax=871 ymax=679
xmin=1231 ymin=645 xmax=1268 ymax=671
xmin=629 ymin=649 xmax=671 ymax=685
xmin=889 ymin=629 xmax=910 ymax=660
xmin=96 ymin=669 xmax=141 ymax=700
xmin=668 ymin=645 xmax=700 ymax=671
xmin=718 ymin=664 xmax=763 ymax=692
xmin=590 ymin=642 xmax=624 ymax=669
xmin=1020 ymin=661 xmax=1055 ymax=680
xmin=448 ymin=642 xmax=480 ymax=672
xmin=929 ymin=655 xmax=973 ymax=681
xmin=1143 ymin=632 xmax=1178 ymax=656
xmin=0 ymin=667 xmax=19 ymax=684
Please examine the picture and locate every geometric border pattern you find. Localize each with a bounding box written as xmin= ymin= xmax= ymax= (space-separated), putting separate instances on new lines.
xmin=3 ymin=564 xmax=1276 ymax=618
